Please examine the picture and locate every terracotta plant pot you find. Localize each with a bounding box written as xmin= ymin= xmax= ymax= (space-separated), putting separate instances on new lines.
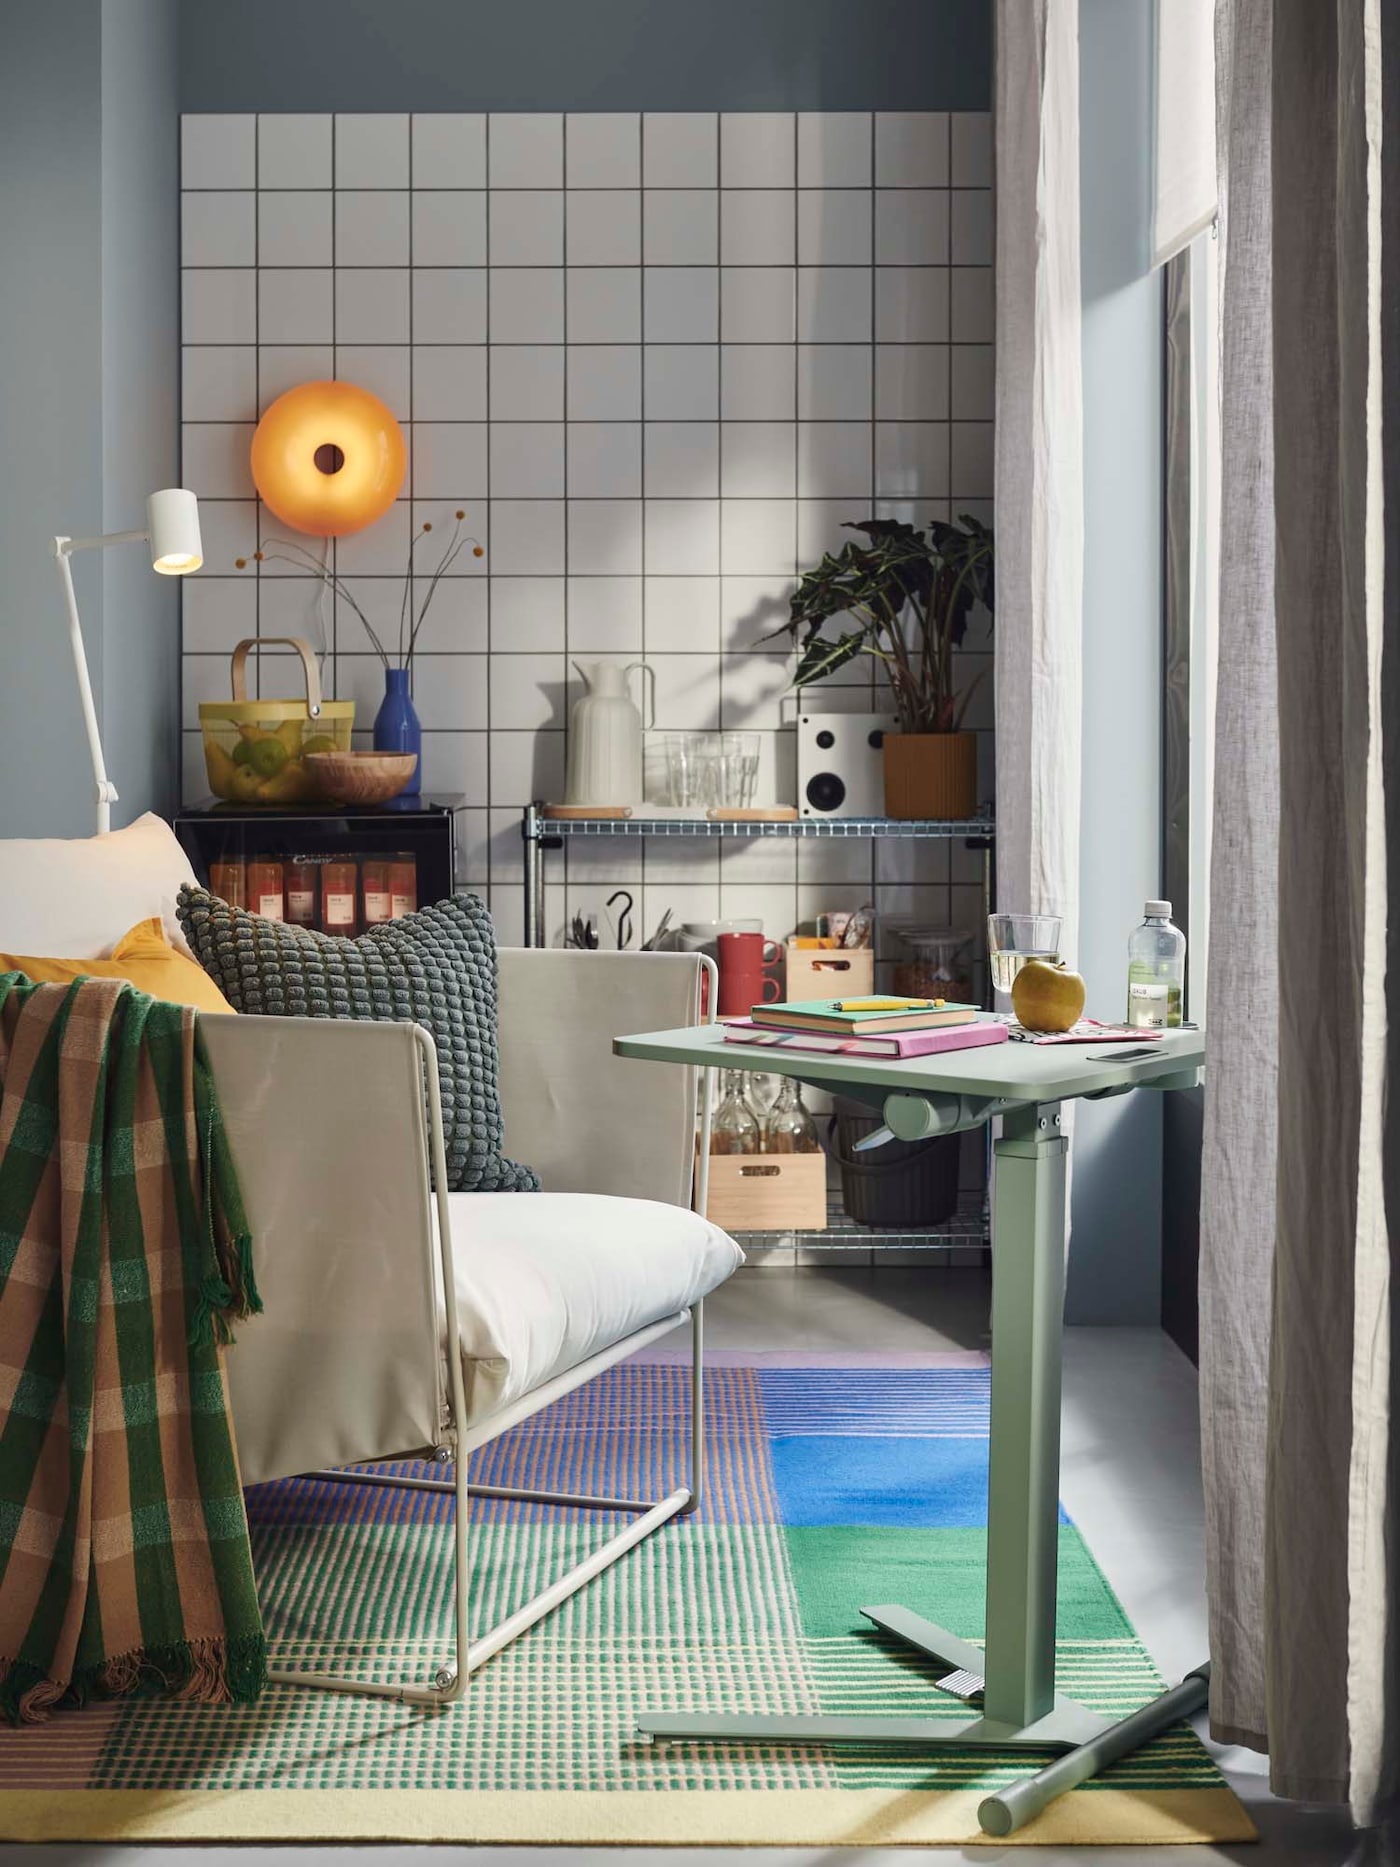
xmin=882 ymin=731 xmax=979 ymax=820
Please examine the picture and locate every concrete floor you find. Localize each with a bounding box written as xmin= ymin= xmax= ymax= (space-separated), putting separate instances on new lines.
xmin=0 ymin=1269 xmax=1369 ymax=1866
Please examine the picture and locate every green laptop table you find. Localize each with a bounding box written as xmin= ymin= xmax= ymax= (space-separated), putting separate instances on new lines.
xmin=613 ymin=1019 xmax=1210 ymax=1836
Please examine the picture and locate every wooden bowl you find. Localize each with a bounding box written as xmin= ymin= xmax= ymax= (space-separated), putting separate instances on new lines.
xmin=305 ymin=750 xmax=417 ymax=805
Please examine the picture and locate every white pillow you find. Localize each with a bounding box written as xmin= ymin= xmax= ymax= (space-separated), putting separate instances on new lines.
xmin=0 ymin=813 xmax=199 ymax=959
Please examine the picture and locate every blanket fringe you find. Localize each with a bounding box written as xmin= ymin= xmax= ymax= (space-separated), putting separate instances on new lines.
xmin=1 ymin=1634 xmax=267 ymax=1726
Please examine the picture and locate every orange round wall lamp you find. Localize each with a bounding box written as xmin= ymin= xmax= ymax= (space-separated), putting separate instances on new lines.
xmin=250 ymin=380 xmax=406 ymax=537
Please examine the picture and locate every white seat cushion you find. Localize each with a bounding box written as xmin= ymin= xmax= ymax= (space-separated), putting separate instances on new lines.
xmin=446 ymin=1192 xmax=742 ymax=1427
xmin=0 ymin=813 xmax=198 ymax=958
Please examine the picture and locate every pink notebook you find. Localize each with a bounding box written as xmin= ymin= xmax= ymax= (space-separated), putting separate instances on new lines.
xmin=721 ymin=1018 xmax=1010 ymax=1060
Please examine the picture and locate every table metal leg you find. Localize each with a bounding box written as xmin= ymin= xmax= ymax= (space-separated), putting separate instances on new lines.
xmin=636 ymin=1098 xmax=1197 ymax=1832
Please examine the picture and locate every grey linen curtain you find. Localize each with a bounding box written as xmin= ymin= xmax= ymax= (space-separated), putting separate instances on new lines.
xmin=1202 ymin=0 xmax=1397 ymax=1823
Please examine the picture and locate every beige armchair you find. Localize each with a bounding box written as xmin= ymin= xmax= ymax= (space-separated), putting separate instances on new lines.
xmin=209 ymin=948 xmax=734 ymax=1707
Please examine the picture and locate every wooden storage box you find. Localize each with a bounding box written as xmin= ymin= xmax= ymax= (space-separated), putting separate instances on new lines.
xmin=703 ymin=1152 xmax=828 ymax=1231
xmin=783 ymin=942 xmax=875 ymax=1003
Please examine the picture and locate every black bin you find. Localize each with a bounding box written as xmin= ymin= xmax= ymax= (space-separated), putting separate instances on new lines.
xmin=829 ymin=1095 xmax=961 ymax=1228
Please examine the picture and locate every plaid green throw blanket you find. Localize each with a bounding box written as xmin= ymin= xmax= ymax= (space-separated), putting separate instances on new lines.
xmin=0 ymin=973 xmax=266 ymax=1722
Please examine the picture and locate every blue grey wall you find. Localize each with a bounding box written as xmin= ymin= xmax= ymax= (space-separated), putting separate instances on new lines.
xmin=0 ymin=0 xmax=179 ymax=840
xmin=1066 ymin=0 xmax=1166 ymax=1325
xmin=179 ymin=0 xmax=991 ymax=112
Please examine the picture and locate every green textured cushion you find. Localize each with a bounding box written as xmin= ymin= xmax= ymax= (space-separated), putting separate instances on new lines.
xmin=176 ymin=886 xmax=538 ymax=1194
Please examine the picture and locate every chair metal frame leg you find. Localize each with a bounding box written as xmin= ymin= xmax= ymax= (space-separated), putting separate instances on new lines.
xmin=261 ymin=1022 xmax=707 ymax=1707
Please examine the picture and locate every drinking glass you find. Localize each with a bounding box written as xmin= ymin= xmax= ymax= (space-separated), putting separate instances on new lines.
xmin=664 ymin=732 xmax=707 ymax=807
xmin=987 ymin=913 xmax=1062 ymax=994
xmin=719 ymin=731 xmax=761 ymax=807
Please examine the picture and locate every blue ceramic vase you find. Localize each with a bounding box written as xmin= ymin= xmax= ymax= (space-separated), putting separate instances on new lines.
xmin=373 ymin=666 xmax=422 ymax=796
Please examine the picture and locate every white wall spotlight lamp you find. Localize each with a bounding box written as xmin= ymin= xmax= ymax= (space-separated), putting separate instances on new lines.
xmin=51 ymin=488 xmax=203 ymax=834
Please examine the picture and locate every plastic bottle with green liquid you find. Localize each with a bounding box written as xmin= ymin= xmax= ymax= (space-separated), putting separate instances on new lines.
xmin=1126 ymin=900 xmax=1185 ymax=1030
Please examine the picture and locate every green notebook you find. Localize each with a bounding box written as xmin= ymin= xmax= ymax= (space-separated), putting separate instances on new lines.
xmin=751 ymin=996 xmax=980 ymax=1035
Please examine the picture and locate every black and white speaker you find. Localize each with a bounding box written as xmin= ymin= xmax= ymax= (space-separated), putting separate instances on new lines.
xmin=797 ymin=712 xmax=896 ymax=818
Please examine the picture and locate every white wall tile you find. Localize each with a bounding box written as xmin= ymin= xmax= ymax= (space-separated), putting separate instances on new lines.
xmin=259 ymin=577 xmax=330 ymax=645
xmin=183 ymin=115 xmax=255 ymax=189
xmin=191 ymin=502 xmax=257 ymax=574
xmin=336 ymin=114 xmax=410 ymax=188
xmin=719 ymin=833 xmax=798 ymax=882
xmin=258 ymin=191 xmax=332 ymax=267
xmin=568 ymin=189 xmax=641 ymax=264
xmin=721 ymin=267 xmax=794 ymax=342
xmin=721 ymin=499 xmax=796 ymax=576
xmin=875 ymin=420 xmax=950 ymax=498
xmin=489 ymin=191 xmax=564 ymax=266
xmin=720 ymin=189 xmax=795 ymax=265
xmin=414 ymin=421 xmax=489 ymax=496
xmin=721 ymin=113 xmax=795 ymax=188
xmin=490 ymin=498 xmax=565 ymax=573
xmin=721 ymin=574 xmax=794 ymax=651
xmin=950 ymin=266 xmax=993 ymax=343
xmin=490 ymin=577 xmax=565 ymax=651
xmin=797 ymin=113 xmax=872 ymax=188
xmin=645 ymin=421 xmax=719 ymax=497
xmin=568 ymin=497 xmax=643 ymax=573
xmin=257 ymin=114 xmax=331 ymax=189
xmin=567 ymin=344 xmax=642 ymax=419
xmin=567 ymin=267 xmax=641 ymax=341
xmin=567 ymin=422 xmax=642 ymax=497
xmin=644 ymin=498 xmax=720 ymax=574
xmin=182 ymin=576 xmax=256 ymax=654
xmin=182 ymin=191 xmax=255 ymax=267
xmin=644 ymin=575 xmax=719 ymax=652
xmin=951 ymin=113 xmax=992 ymax=189
xmin=721 ymin=421 xmax=795 ymax=496
xmin=412 ymin=191 xmax=487 ymax=265
xmin=183 ymin=270 xmax=256 ymax=343
xmin=491 ymin=654 xmax=566 ymax=729
xmin=334 ymin=499 xmax=410 ymax=574
xmin=797 ymin=497 xmax=870 ymax=564
xmin=258 ymin=344 xmax=332 ymax=409
xmin=259 ymin=268 xmax=333 ymax=341
xmin=643 ymin=189 xmax=718 ymax=265
xmin=649 ymin=655 xmax=722 ymax=729
xmin=490 ymin=422 xmax=565 ymax=496
xmin=336 ymin=190 xmax=410 ymax=266
xmin=797 ymin=267 xmax=871 ymax=342
xmin=876 ymin=266 xmax=950 ymax=342
xmin=417 ymin=268 xmax=490 ymax=342
xmin=876 ymin=343 xmax=949 ymax=419
xmin=414 ymin=575 xmax=488 ymax=651
xmin=457 ymin=804 xmax=492 ymax=880
xmin=875 ymin=190 xmax=950 ymax=265
xmin=796 ymin=189 xmax=872 ymax=265
xmin=182 ymin=346 xmax=256 ymax=420
xmin=721 ymin=344 xmax=795 ymax=419
xmin=335 ymin=268 xmax=409 ymax=342
xmin=721 ymin=651 xmax=792 ymax=730
xmin=797 ymin=421 xmax=872 ymax=498
xmin=643 ymin=114 xmax=717 ymax=187
xmin=951 ymin=343 xmax=994 ymax=421
xmin=412 ymin=344 xmax=487 ymax=420
xmin=409 ymin=500 xmax=488 ymax=571
xmin=875 ymin=112 xmax=949 ymax=187
xmin=950 ymin=189 xmax=994 ymax=265
xmin=421 ymin=731 xmax=488 ymax=800
xmin=489 ymin=114 xmax=563 ymax=188
xmin=412 ymin=114 xmax=486 ymax=188
xmin=644 ymin=268 xmax=718 ymax=341
xmin=644 ymin=343 xmax=717 ymax=417
xmin=182 ymin=422 xmax=256 ymax=498
xmin=490 ymin=344 xmax=565 ymax=419
xmin=797 ymin=344 xmax=872 ymax=419
xmin=566 ymin=113 xmax=640 ymax=187
xmin=335 ymin=577 xmax=407 ymax=662
xmin=408 ymin=655 xmax=488 ymax=730
xmin=568 ymin=576 xmax=643 ymax=652
xmin=950 ymin=421 xmax=994 ymax=496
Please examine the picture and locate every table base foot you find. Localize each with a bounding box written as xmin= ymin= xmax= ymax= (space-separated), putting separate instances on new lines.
xmin=636 ymin=1699 xmax=1111 ymax=1751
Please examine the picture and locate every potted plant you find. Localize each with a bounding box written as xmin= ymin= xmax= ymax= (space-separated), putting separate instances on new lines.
xmin=772 ymin=516 xmax=994 ymax=819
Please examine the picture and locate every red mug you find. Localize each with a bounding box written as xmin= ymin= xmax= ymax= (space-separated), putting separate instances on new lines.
xmin=716 ymin=931 xmax=783 ymax=1019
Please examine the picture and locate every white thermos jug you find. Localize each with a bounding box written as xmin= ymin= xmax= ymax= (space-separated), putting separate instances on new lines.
xmin=563 ymin=660 xmax=656 ymax=807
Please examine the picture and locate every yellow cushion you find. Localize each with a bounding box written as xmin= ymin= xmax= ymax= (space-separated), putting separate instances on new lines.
xmin=0 ymin=919 xmax=236 ymax=1015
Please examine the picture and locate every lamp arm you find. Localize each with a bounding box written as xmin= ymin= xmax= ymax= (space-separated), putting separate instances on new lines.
xmin=52 ymin=537 xmax=119 ymax=836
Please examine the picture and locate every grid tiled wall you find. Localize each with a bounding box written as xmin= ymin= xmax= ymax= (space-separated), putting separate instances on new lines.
xmin=180 ymin=110 xmax=993 ymax=948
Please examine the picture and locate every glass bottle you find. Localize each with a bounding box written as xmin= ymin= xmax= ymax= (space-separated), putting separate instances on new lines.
xmin=321 ymin=859 xmax=358 ymax=937
xmin=247 ymin=858 xmax=284 ymax=921
xmin=285 ymin=858 xmax=319 ymax=930
xmin=710 ymin=1070 xmax=762 ymax=1155
xmin=362 ymin=858 xmax=393 ymax=929
xmin=388 ymin=854 xmax=417 ymax=919
xmin=1126 ymin=899 xmax=1186 ymax=1029
xmin=209 ymin=857 xmax=246 ymax=909
xmin=763 ymin=1077 xmax=821 ymax=1154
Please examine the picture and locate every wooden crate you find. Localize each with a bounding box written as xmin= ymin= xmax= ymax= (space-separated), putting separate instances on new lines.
xmin=783 ymin=943 xmax=875 ymax=1003
xmin=703 ymin=1151 xmax=828 ymax=1231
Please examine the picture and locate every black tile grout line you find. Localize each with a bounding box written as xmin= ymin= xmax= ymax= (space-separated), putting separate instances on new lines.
xmin=182 ymin=183 xmax=986 ymax=196
xmin=483 ymin=111 xmax=495 ymax=905
xmin=181 ymin=255 xmax=989 ymax=273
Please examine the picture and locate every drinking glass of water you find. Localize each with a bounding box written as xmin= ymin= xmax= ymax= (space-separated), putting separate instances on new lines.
xmin=987 ymin=914 xmax=1063 ymax=994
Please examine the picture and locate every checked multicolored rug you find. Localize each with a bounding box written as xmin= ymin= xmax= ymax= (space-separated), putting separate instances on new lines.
xmin=0 ymin=1349 xmax=1254 ymax=1845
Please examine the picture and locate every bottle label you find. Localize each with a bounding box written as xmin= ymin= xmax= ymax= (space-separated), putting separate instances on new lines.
xmin=258 ymin=895 xmax=284 ymax=920
xmin=287 ymin=888 xmax=316 ymax=922
xmin=391 ymin=893 xmax=414 ymax=920
xmin=325 ymin=892 xmax=355 ymax=927
xmin=1128 ymin=980 xmax=1170 ymax=1029
xmin=364 ymin=890 xmax=392 ymax=923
